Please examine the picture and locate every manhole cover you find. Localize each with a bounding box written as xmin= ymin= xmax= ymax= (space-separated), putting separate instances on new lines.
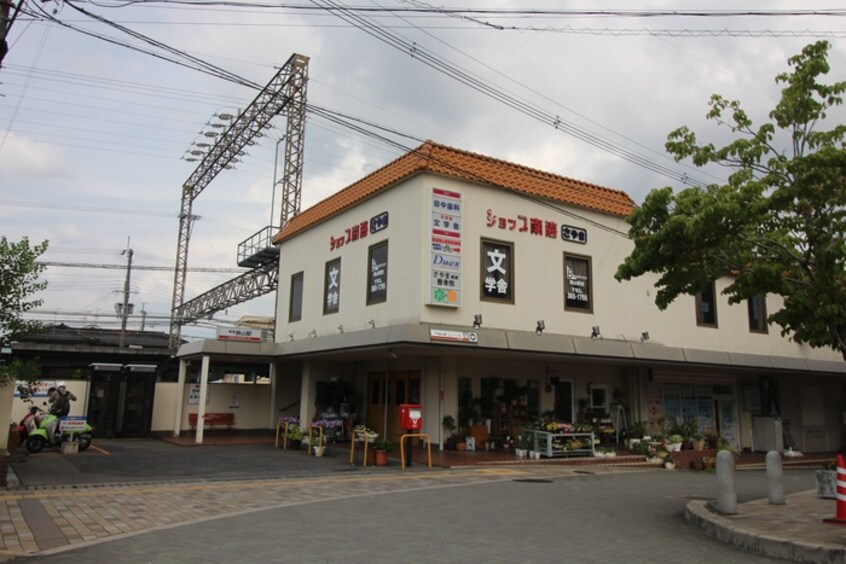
xmin=512 ymin=478 xmax=554 ymax=483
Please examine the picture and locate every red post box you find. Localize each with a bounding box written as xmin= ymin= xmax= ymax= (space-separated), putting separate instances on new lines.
xmin=398 ymin=404 xmax=423 ymax=430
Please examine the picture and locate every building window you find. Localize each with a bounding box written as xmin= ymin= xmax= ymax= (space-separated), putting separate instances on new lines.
xmin=696 ymin=282 xmax=718 ymax=327
xmin=481 ymin=239 xmax=513 ymax=303
xmin=323 ymin=258 xmax=341 ymax=315
xmin=289 ymin=272 xmax=303 ymax=322
xmin=748 ymin=294 xmax=768 ymax=333
xmin=564 ymin=254 xmax=592 ymax=312
xmin=367 ymin=241 xmax=388 ymax=305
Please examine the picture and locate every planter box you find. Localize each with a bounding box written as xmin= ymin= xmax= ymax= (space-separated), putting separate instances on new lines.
xmin=817 ymin=470 xmax=837 ymax=499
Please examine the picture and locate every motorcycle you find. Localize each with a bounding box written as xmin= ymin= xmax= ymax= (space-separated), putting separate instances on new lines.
xmin=25 ymin=410 xmax=93 ymax=453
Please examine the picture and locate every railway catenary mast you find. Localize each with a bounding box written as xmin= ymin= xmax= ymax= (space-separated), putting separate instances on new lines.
xmin=168 ymin=53 xmax=308 ymax=351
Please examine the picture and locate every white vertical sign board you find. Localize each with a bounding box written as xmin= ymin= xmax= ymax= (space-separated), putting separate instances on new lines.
xmin=429 ymin=187 xmax=462 ymax=307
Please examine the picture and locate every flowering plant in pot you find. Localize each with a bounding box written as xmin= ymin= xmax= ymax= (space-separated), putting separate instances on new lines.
xmin=286 ymin=426 xmax=305 ymax=449
xmin=373 ymin=439 xmax=393 ymax=466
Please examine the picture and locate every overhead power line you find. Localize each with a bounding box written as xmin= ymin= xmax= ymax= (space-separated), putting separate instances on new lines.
xmin=38 ymin=261 xmax=246 ymax=273
xmin=312 ymin=0 xmax=709 ymax=187
xmin=78 ymin=3 xmax=846 ymax=18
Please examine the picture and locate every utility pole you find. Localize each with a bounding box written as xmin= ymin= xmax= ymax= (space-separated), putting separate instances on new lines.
xmin=1 ymin=0 xmax=25 ymax=68
xmin=140 ymin=302 xmax=148 ymax=331
xmin=119 ymin=240 xmax=133 ymax=348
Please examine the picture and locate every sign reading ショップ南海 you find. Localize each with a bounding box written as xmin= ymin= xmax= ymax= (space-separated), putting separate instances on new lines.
xmin=329 ymin=211 xmax=389 ymax=251
xmin=485 ymin=208 xmax=587 ymax=244
xmin=429 ymin=188 xmax=462 ymax=307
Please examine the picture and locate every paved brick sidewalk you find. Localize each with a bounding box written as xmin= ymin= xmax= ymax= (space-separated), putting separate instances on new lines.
xmin=687 ymin=490 xmax=846 ymax=563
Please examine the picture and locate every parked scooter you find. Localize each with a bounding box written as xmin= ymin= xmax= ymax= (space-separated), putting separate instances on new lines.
xmin=25 ymin=410 xmax=93 ymax=453
xmin=15 ymin=405 xmax=42 ymax=448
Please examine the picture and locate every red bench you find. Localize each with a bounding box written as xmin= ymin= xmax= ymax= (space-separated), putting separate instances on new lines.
xmin=188 ymin=412 xmax=235 ymax=432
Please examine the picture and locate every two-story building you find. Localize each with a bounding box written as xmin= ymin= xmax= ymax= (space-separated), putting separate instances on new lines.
xmin=177 ymin=141 xmax=846 ymax=453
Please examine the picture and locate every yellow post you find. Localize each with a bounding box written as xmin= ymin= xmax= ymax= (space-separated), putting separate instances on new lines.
xmin=350 ymin=429 xmax=372 ymax=467
xmin=400 ymin=433 xmax=432 ymax=470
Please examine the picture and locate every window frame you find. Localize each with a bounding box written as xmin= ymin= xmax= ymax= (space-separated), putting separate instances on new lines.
xmin=695 ymin=282 xmax=718 ymax=328
xmin=288 ymin=271 xmax=304 ymax=322
xmin=323 ymin=258 xmax=341 ymax=315
xmin=563 ymin=253 xmax=593 ymax=313
xmin=366 ymin=240 xmax=389 ymax=305
xmin=480 ymin=238 xmax=514 ymax=304
xmin=747 ymin=294 xmax=768 ymax=333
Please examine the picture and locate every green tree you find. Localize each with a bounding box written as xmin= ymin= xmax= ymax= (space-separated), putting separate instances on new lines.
xmin=615 ymin=41 xmax=846 ymax=358
xmin=0 ymin=236 xmax=49 ymax=387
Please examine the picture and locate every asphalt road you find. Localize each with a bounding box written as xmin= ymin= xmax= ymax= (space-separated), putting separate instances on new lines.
xmin=11 ymin=439 xmax=357 ymax=487
xmin=10 ymin=442 xmax=817 ymax=563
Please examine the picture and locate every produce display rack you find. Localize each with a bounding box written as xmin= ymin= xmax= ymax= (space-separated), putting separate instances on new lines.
xmin=527 ymin=429 xmax=595 ymax=458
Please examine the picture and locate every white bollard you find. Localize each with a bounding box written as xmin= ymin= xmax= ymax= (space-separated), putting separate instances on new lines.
xmin=766 ymin=450 xmax=785 ymax=505
xmin=716 ymin=450 xmax=737 ymax=515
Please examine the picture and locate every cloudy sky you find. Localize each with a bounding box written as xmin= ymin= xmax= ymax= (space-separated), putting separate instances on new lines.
xmin=2 ymin=1 xmax=844 ymax=341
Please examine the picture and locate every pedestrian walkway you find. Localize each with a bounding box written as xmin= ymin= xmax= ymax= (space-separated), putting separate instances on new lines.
xmin=5 ymin=436 xmax=841 ymax=562
xmin=687 ymin=490 xmax=846 ymax=563
xmin=0 ymin=464 xmax=636 ymax=560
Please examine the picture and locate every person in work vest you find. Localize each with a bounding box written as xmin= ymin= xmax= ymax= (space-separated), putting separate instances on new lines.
xmin=49 ymin=383 xmax=76 ymax=417
xmin=46 ymin=383 xmax=77 ymax=443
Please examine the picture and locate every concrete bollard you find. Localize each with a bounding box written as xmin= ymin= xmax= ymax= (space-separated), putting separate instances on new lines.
xmin=766 ymin=450 xmax=785 ymax=505
xmin=716 ymin=449 xmax=737 ymax=515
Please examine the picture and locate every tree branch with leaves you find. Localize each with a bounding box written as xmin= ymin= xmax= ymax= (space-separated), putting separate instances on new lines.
xmin=0 ymin=236 xmax=49 ymax=387
xmin=615 ymin=41 xmax=846 ymax=358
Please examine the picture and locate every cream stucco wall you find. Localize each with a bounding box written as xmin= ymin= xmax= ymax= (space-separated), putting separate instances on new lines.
xmin=174 ymin=383 xmax=272 ymax=432
xmin=151 ymin=382 xmax=178 ymax=432
xmin=276 ymin=180 xmax=425 ymax=339
xmin=277 ymin=172 xmax=844 ymax=364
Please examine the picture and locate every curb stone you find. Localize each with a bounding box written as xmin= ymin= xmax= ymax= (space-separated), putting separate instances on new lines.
xmin=685 ymin=499 xmax=846 ymax=563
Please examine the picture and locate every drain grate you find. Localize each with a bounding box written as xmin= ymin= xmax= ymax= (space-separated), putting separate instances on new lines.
xmin=512 ymin=478 xmax=554 ymax=483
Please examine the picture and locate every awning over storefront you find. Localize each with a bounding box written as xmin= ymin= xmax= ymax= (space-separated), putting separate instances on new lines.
xmin=175 ymin=323 xmax=846 ymax=376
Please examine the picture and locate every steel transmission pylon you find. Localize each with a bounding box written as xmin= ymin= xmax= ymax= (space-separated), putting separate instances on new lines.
xmin=169 ymin=53 xmax=309 ymax=352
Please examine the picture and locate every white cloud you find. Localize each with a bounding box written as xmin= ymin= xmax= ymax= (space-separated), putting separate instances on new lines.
xmin=0 ymin=134 xmax=68 ymax=175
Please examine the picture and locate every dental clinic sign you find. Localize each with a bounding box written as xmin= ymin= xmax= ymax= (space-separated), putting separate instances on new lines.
xmin=429 ymin=187 xmax=462 ymax=307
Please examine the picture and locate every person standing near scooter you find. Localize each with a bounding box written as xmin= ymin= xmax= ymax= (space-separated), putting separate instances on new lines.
xmin=46 ymin=383 xmax=76 ymax=444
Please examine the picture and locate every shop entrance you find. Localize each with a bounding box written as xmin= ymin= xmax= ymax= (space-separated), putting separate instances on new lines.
xmin=366 ymin=370 xmax=421 ymax=442
xmin=554 ymin=380 xmax=573 ymax=422
xmin=87 ymin=364 xmax=157 ymax=438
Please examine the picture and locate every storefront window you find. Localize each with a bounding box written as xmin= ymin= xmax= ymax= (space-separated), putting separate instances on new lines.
xmin=662 ymin=382 xmax=716 ymax=432
xmin=367 ymin=241 xmax=388 ymax=305
xmin=696 ymin=282 xmax=718 ymax=327
xmin=289 ymin=272 xmax=303 ymax=322
xmin=526 ymin=380 xmax=539 ymax=420
xmin=564 ymin=254 xmax=592 ymax=312
xmin=748 ymin=294 xmax=767 ymax=333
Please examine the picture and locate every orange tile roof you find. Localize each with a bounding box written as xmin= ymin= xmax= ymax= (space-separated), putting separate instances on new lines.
xmin=274 ymin=141 xmax=636 ymax=243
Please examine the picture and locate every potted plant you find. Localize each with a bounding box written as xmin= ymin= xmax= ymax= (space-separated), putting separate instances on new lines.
xmin=667 ymin=434 xmax=684 ymax=452
xmin=664 ymin=453 xmax=676 ymax=470
xmin=626 ymin=420 xmax=648 ymax=449
xmin=817 ymin=459 xmax=837 ymax=499
xmin=373 ymin=438 xmax=393 ymax=466
xmin=442 ymin=415 xmax=457 ymax=450
xmin=286 ymin=426 xmax=304 ymax=450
